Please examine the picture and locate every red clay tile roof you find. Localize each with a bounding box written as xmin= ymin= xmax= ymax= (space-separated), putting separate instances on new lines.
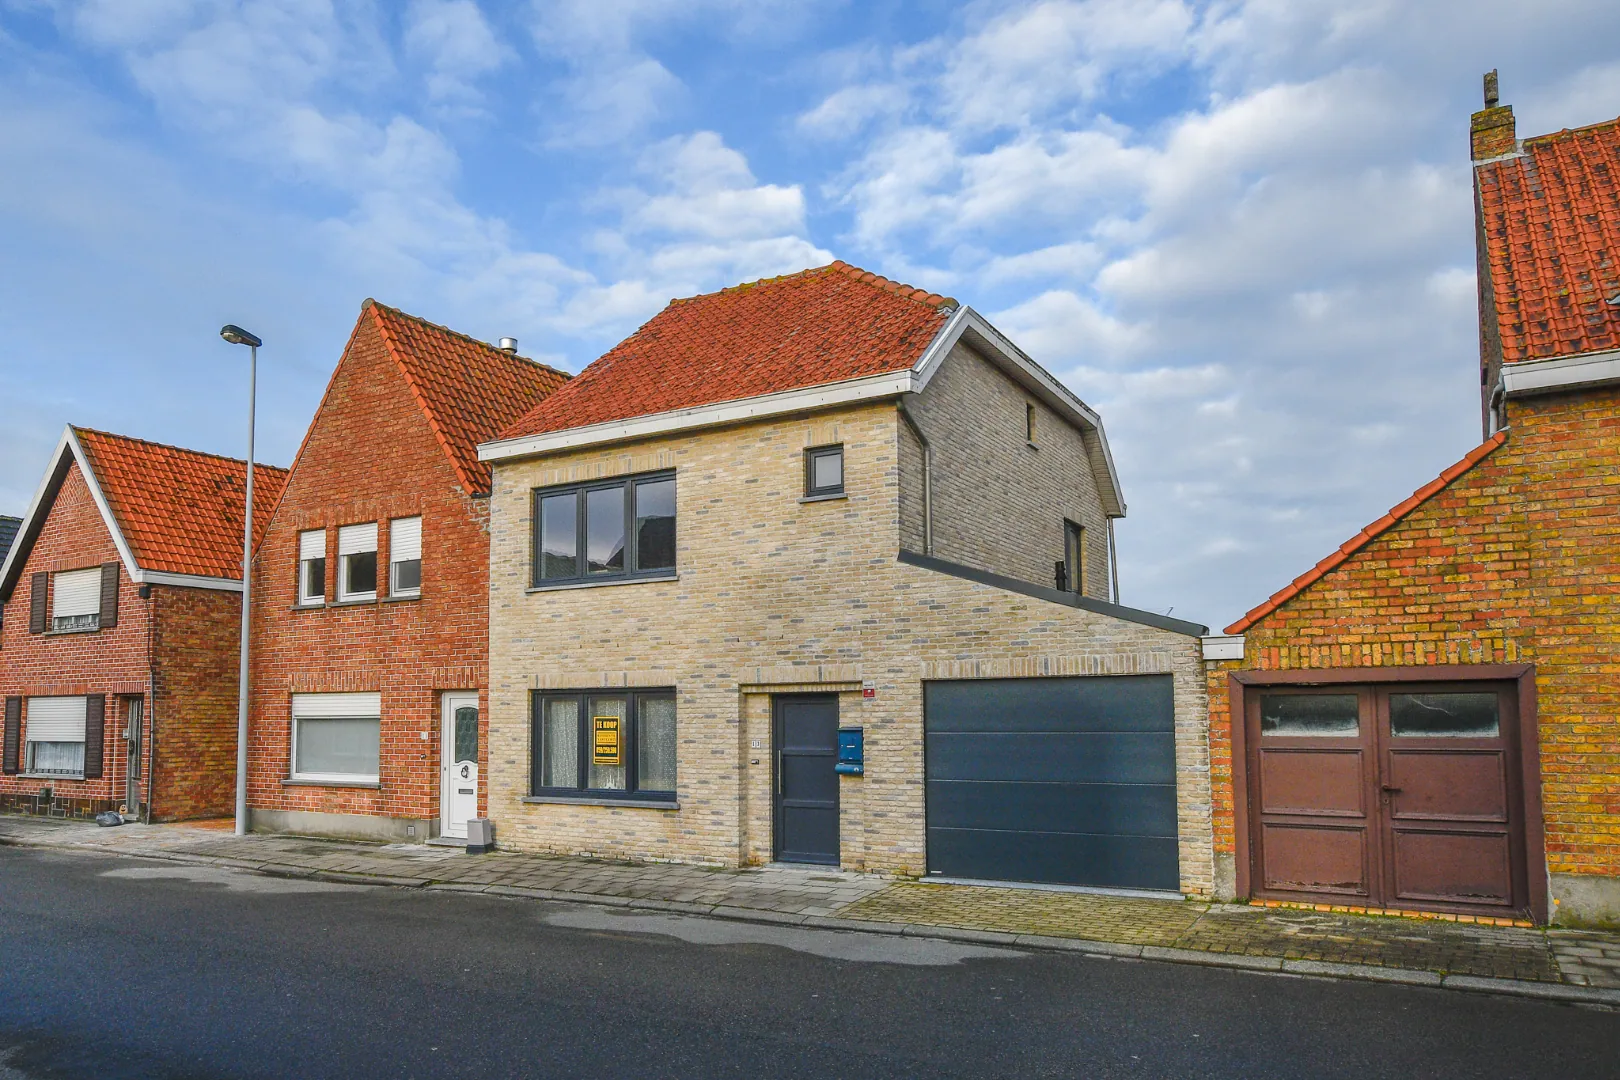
xmin=498 ymin=261 xmax=957 ymax=441
xmin=73 ymin=427 xmax=289 ymax=580
xmin=367 ymin=302 xmax=571 ymax=492
xmin=1477 ymin=116 xmax=1620 ymax=362
xmin=1224 ymin=432 xmax=1508 ymax=635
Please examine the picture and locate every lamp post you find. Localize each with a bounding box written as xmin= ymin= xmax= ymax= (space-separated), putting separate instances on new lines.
xmin=220 ymin=324 xmax=262 ymax=837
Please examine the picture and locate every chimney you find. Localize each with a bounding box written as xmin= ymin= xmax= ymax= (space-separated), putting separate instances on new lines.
xmin=498 ymin=337 xmax=518 ymax=353
xmin=1471 ymin=69 xmax=1516 ymax=161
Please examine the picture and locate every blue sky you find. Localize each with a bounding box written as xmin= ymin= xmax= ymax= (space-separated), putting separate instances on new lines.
xmin=3 ymin=1 xmax=1619 ymax=628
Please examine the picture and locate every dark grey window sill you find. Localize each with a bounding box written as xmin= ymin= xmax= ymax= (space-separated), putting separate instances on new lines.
xmin=380 ymin=593 xmax=421 ymax=604
xmin=527 ymin=574 xmax=677 ymax=594
xmin=521 ymin=795 xmax=679 ymax=810
xmin=292 ymin=601 xmax=326 ymax=611
xmin=282 ymin=778 xmax=381 ymax=789
xmin=799 ymin=491 xmax=847 ymax=503
xmin=329 ymin=596 xmax=378 ymax=608
xmin=1025 ymin=441 xmax=1039 ymax=451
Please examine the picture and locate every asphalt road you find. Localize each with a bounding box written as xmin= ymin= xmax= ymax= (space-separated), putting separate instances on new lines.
xmin=0 ymin=847 xmax=1614 ymax=1079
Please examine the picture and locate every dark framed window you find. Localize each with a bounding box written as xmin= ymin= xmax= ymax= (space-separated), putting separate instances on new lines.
xmin=531 ymin=689 xmax=677 ymax=798
xmin=805 ymin=445 xmax=844 ymax=498
xmin=532 ymin=472 xmax=675 ymax=586
xmin=1025 ymin=402 xmax=1037 ymax=443
xmin=1063 ymin=519 xmax=1085 ymax=595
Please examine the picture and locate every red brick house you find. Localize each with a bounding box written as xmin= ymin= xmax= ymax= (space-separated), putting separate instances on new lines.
xmin=245 ymin=301 xmax=568 ymax=843
xmin=1205 ymin=80 xmax=1620 ymax=926
xmin=1 ymin=427 xmax=285 ymax=821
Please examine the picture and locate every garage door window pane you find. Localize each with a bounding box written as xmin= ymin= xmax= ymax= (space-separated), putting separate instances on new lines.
xmin=1260 ymin=694 xmax=1359 ymax=737
xmin=295 ymin=717 xmax=380 ymax=779
xmin=1390 ymin=693 xmax=1499 ymax=738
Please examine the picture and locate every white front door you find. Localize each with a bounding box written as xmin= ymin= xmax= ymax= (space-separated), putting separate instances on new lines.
xmin=440 ymin=692 xmax=480 ymax=840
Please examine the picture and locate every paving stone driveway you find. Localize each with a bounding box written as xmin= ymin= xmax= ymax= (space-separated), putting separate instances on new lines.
xmin=3 ymin=816 xmax=1614 ymax=990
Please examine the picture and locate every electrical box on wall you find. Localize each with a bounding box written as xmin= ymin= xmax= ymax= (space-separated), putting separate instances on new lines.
xmin=836 ymin=727 xmax=864 ymax=775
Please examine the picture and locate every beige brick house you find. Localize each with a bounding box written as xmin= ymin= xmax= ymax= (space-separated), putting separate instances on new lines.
xmin=480 ymin=262 xmax=1214 ymax=894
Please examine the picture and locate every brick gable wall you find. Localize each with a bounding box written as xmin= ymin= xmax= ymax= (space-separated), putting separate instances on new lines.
xmin=1209 ymin=388 xmax=1620 ymax=911
xmin=246 ymin=314 xmax=492 ymax=837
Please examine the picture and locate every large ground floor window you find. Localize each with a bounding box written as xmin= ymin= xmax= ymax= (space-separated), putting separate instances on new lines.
xmin=531 ymin=689 xmax=676 ymax=799
xmin=291 ymin=692 xmax=381 ymax=784
xmin=25 ymin=696 xmax=90 ymax=777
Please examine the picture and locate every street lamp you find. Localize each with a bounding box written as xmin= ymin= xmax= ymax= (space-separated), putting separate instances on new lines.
xmin=220 ymin=324 xmax=261 ymax=837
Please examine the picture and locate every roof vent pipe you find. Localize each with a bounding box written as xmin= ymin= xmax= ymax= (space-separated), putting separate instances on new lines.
xmin=498 ymin=337 xmax=518 ymax=353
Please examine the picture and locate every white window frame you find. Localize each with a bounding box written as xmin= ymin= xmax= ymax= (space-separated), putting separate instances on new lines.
xmin=389 ymin=516 xmax=422 ymax=598
xmin=24 ymin=696 xmax=88 ymax=778
xmin=337 ymin=522 xmax=379 ymax=603
xmin=51 ymin=567 xmax=101 ymax=631
xmin=298 ymin=529 xmax=326 ymax=606
xmin=289 ymin=692 xmax=381 ymax=784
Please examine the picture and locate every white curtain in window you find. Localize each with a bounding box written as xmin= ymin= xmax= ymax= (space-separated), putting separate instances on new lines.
xmin=299 ymin=529 xmax=325 ymax=561
xmin=337 ymin=522 xmax=377 ymax=556
xmin=26 ymin=696 xmax=87 ymax=741
xmin=389 ymin=517 xmax=421 ymax=563
xmin=52 ymin=568 xmax=100 ymax=619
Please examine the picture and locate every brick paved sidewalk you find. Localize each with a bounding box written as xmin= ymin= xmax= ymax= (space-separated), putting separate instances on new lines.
xmin=4 ymin=815 xmax=1617 ymax=999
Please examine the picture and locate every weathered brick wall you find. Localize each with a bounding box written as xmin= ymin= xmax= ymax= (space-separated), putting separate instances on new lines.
xmin=1210 ymin=387 xmax=1620 ymax=912
xmin=0 ymin=463 xmax=151 ymax=813
xmin=247 ymin=314 xmax=490 ymax=836
xmin=900 ymin=341 xmax=1112 ymax=596
xmin=487 ymin=401 xmax=1212 ymax=892
xmin=150 ymin=584 xmax=242 ymax=820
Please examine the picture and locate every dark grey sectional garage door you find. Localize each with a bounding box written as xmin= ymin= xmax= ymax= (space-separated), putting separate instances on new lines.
xmin=924 ymin=675 xmax=1179 ymax=891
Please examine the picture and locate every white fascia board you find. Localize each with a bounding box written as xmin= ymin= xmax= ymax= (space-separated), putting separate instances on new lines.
xmin=136 ymin=570 xmax=244 ymax=592
xmin=0 ymin=427 xmax=144 ymax=600
xmin=1501 ymin=347 xmax=1620 ymax=397
xmin=1201 ymin=634 xmax=1245 ymax=662
xmin=479 ymin=369 xmax=917 ymax=462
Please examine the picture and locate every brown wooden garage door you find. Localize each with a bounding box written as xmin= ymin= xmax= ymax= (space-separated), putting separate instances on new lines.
xmin=1245 ymin=683 xmax=1529 ymax=918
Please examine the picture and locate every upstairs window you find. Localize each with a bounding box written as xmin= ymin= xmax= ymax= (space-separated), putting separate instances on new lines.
xmin=1063 ymin=520 xmax=1085 ymax=595
xmin=804 ymin=445 xmax=844 ymax=498
xmin=1026 ymin=402 xmax=1037 ymax=444
xmin=533 ymin=473 xmax=676 ymax=587
xmin=51 ymin=568 xmax=101 ymax=631
xmin=298 ymin=529 xmax=326 ymax=605
xmin=389 ymin=517 xmax=422 ymax=597
xmin=337 ymin=523 xmax=378 ymax=602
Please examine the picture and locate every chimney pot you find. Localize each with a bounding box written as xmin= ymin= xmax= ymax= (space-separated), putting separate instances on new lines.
xmin=498 ymin=337 xmax=518 ymax=353
xmin=1470 ymin=70 xmax=1515 ymax=162
xmin=1484 ymin=69 xmax=1499 ymax=108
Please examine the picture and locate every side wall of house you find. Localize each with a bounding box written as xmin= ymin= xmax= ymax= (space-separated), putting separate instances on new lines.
xmin=487 ymin=401 xmax=1212 ymax=891
xmin=0 ymin=463 xmax=153 ymax=817
xmin=1210 ymin=387 xmax=1620 ymax=923
xmin=900 ymin=340 xmax=1111 ymax=597
xmin=248 ymin=316 xmax=489 ymax=840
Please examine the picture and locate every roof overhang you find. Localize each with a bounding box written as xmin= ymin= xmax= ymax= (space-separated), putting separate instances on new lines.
xmin=478 ymin=305 xmax=1127 ymax=517
xmin=0 ymin=426 xmax=243 ymax=602
xmin=1501 ymin=346 xmax=1620 ymax=397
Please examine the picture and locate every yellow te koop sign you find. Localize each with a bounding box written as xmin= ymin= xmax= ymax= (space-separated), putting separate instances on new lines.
xmin=592 ymin=716 xmax=622 ymax=766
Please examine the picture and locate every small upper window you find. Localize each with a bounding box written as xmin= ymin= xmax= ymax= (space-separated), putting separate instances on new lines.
xmin=805 ymin=445 xmax=844 ymax=498
xmin=1025 ymin=402 xmax=1037 ymax=444
xmin=1063 ymin=520 xmax=1085 ymax=595
xmin=389 ymin=516 xmax=422 ymax=597
xmin=337 ymin=522 xmax=378 ymax=602
xmin=297 ymin=529 xmax=326 ymax=605
xmin=51 ymin=568 xmax=101 ymax=631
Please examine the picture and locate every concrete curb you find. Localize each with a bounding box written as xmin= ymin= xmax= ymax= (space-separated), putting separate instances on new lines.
xmin=4 ymin=830 xmax=1617 ymax=1009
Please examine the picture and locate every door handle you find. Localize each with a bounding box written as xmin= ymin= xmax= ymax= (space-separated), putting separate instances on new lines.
xmin=1381 ymin=785 xmax=1403 ymax=794
xmin=776 ymin=752 xmax=783 ymax=796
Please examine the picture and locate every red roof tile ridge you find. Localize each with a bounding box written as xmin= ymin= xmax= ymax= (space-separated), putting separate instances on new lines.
xmin=1520 ymin=114 xmax=1620 ymax=148
xmin=1223 ymin=431 xmax=1509 ymax=635
xmin=365 ymin=299 xmax=570 ymax=380
xmin=71 ymin=425 xmax=288 ymax=478
xmin=662 ymin=261 xmax=957 ymax=311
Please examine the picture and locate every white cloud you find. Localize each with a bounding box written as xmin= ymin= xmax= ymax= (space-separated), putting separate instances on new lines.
xmin=405 ymin=0 xmax=513 ymax=110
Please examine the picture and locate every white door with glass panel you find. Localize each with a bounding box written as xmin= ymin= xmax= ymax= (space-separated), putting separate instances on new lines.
xmin=440 ymin=692 xmax=479 ymax=840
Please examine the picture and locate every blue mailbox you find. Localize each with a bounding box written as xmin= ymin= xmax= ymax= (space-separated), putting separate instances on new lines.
xmin=836 ymin=727 xmax=864 ymax=775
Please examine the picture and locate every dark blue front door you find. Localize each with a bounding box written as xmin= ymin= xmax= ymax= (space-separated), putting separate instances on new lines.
xmin=774 ymin=695 xmax=839 ymax=865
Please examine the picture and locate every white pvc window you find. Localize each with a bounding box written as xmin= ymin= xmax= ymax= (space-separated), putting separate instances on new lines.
xmin=298 ymin=529 xmax=326 ymax=605
xmin=389 ymin=517 xmax=421 ymax=597
xmin=52 ymin=568 xmax=100 ymax=631
xmin=337 ymin=523 xmax=378 ymax=602
xmin=290 ymin=692 xmax=381 ymax=783
xmin=26 ymin=696 xmax=87 ymax=776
